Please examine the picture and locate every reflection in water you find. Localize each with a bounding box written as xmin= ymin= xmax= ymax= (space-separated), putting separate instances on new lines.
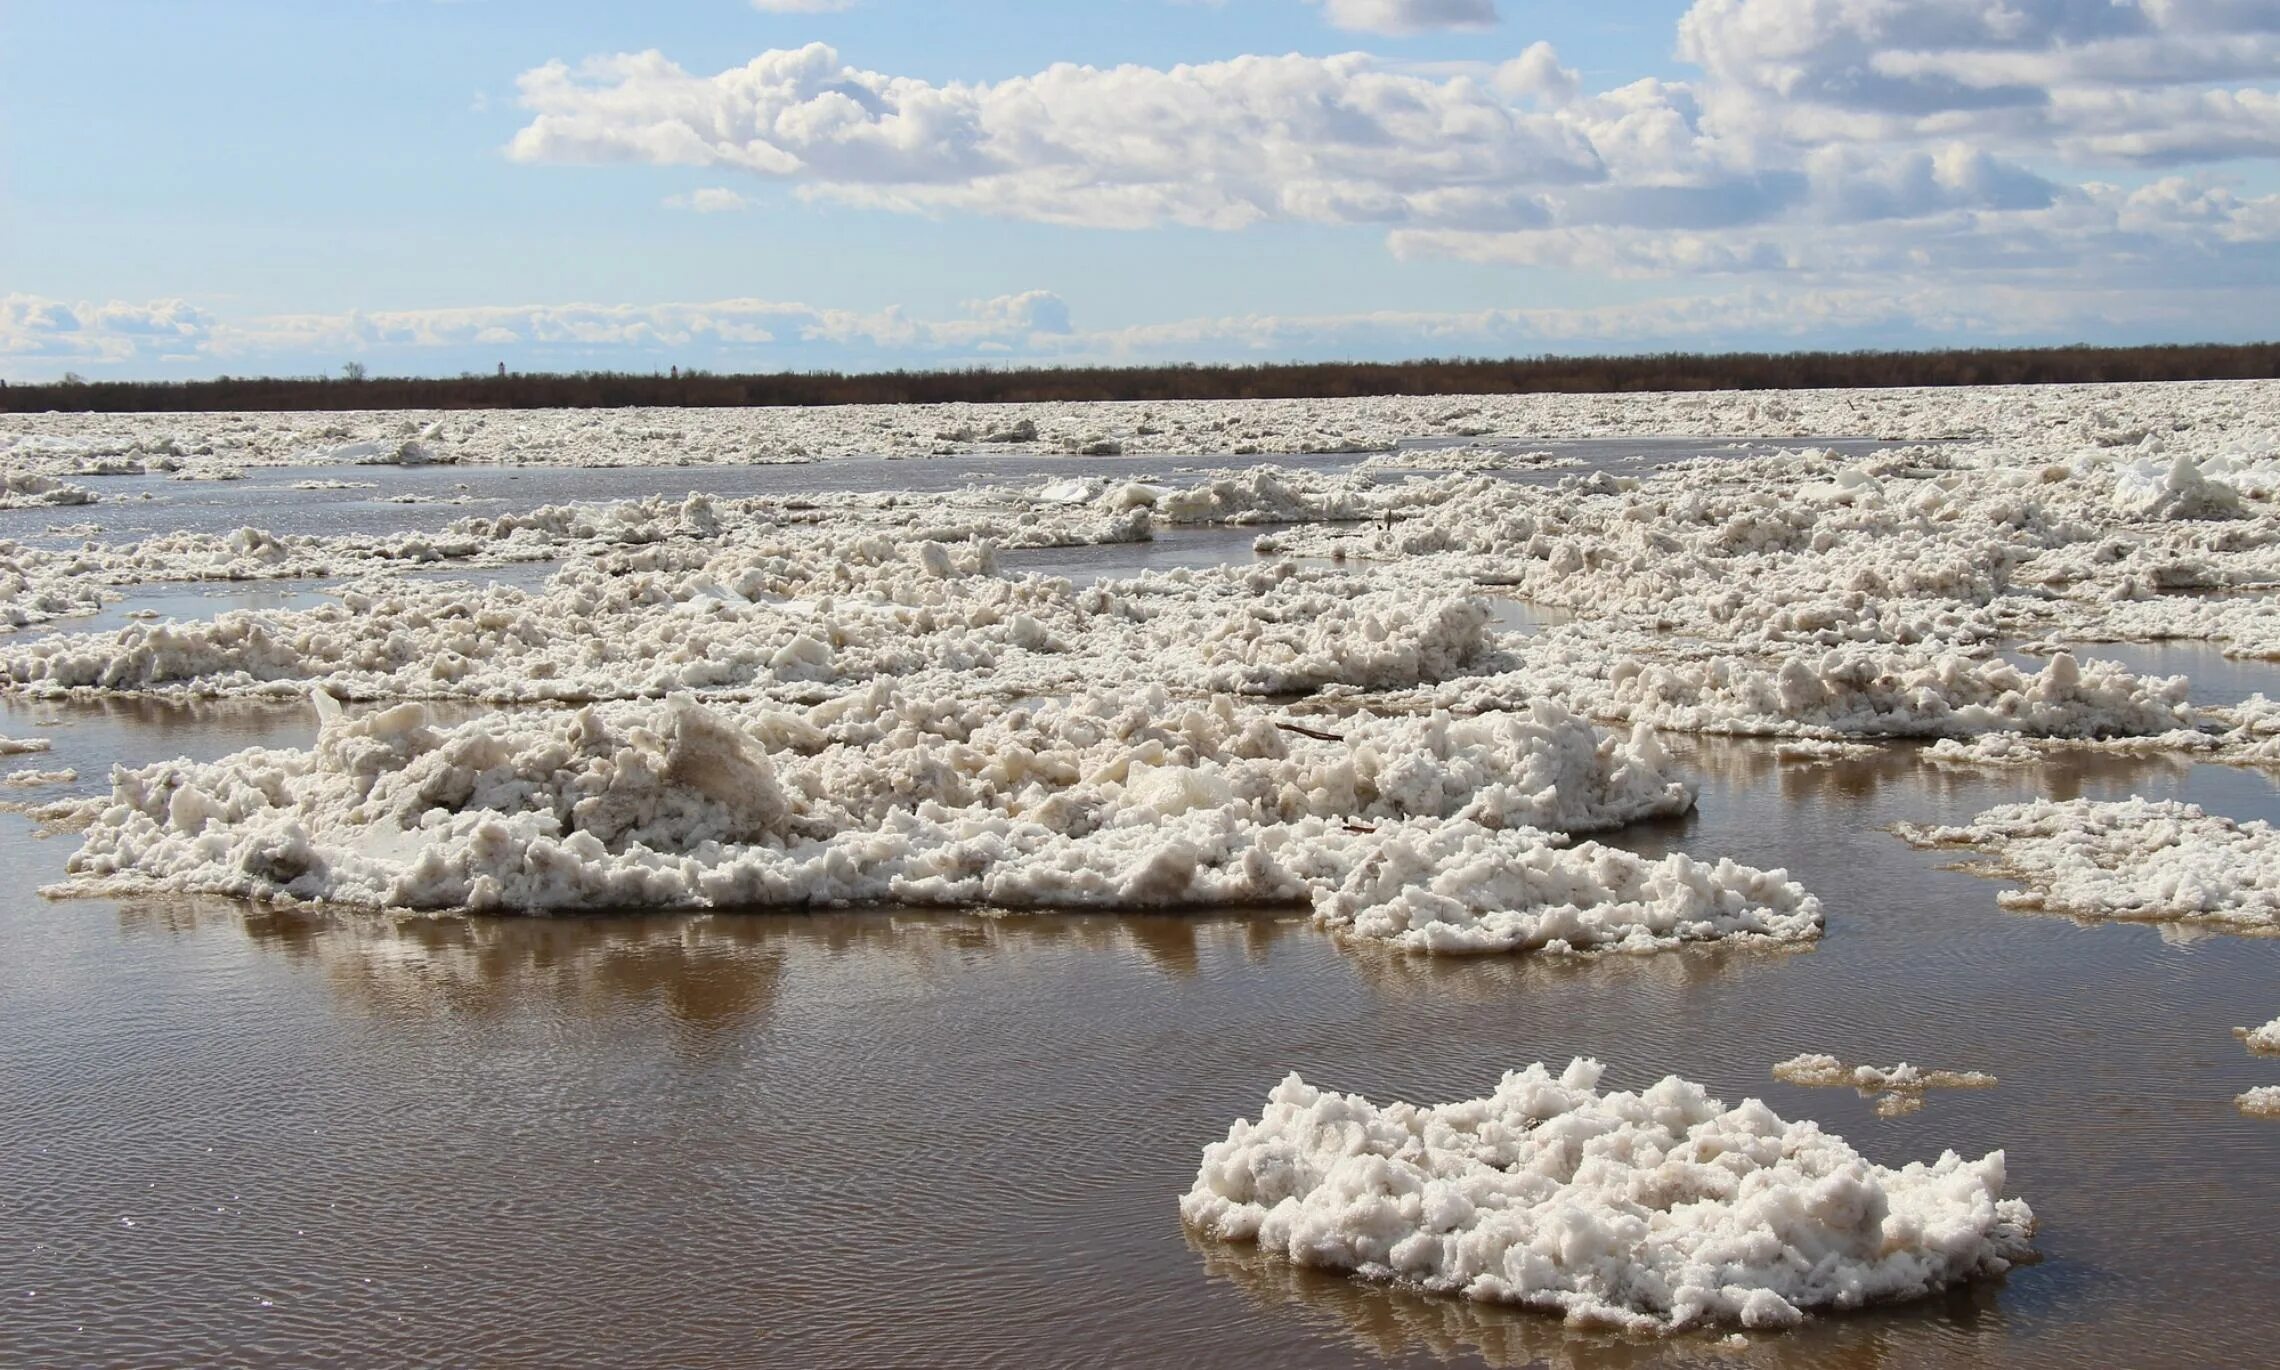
xmin=111 ymin=898 xmax=1312 ymax=1029
xmin=1341 ymin=931 xmax=1811 ymax=1008
xmin=119 ymin=901 xmax=789 ymax=1036
xmin=1673 ymin=735 xmax=2199 ymax=806
xmin=1189 ymin=1233 xmax=2015 ymax=1370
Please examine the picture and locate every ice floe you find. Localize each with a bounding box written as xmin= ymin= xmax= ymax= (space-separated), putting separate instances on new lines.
xmin=45 ymin=689 xmax=1823 ymax=956
xmin=1180 ymin=1059 xmax=2035 ymax=1333
xmin=1896 ymin=798 xmax=2280 ymax=934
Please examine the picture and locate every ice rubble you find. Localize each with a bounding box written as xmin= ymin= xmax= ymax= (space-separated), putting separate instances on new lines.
xmin=1180 ymin=1059 xmax=2035 ymax=1333
xmin=49 ymin=689 xmax=1821 ymax=952
xmin=1772 ymin=1053 xmax=1996 ymax=1118
xmin=0 ymin=734 xmax=52 ymax=755
xmin=0 ymin=561 xmax=1494 ymax=704
xmin=2239 ymin=1088 xmax=2280 ymax=1118
xmin=5 ymin=379 xmax=2280 ymax=953
xmin=1896 ymin=799 xmax=2280 ymax=934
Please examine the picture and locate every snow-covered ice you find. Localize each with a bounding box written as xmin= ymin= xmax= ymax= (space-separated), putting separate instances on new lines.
xmin=1180 ymin=1059 xmax=2035 ymax=1333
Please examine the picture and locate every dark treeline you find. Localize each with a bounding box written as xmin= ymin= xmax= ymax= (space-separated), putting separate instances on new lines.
xmin=8 ymin=342 xmax=2279 ymax=413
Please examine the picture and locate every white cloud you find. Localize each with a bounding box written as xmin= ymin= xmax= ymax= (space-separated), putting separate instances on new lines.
xmin=507 ymin=44 xmax=1719 ymax=234
xmin=0 ymin=295 xmax=214 ymax=366
xmin=1677 ymin=0 xmax=2280 ymax=164
xmin=1306 ymin=0 xmax=1498 ymax=36
xmin=663 ymin=186 xmax=753 ymax=212
xmin=750 ymin=0 xmax=857 ymax=12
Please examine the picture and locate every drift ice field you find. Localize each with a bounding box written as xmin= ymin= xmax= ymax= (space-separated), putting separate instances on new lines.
xmin=5 ymin=379 xmax=2280 ymax=1359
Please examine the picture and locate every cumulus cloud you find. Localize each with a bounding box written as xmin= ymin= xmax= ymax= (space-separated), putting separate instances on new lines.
xmin=1306 ymin=0 xmax=1499 ymax=36
xmin=507 ymin=45 xmax=1627 ymax=233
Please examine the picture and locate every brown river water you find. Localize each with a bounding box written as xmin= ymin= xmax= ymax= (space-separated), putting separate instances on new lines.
xmin=4 ymin=464 xmax=2279 ymax=1367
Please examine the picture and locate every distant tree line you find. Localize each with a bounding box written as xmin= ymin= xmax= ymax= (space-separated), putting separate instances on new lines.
xmin=7 ymin=342 xmax=2277 ymax=414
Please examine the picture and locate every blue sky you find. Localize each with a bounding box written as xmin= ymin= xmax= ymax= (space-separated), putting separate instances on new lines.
xmin=4 ymin=0 xmax=2277 ymax=379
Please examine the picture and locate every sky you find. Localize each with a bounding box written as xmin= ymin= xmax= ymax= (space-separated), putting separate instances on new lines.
xmin=3 ymin=0 xmax=2278 ymax=380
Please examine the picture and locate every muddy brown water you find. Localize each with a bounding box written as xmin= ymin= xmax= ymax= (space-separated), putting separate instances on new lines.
xmin=4 ymin=696 xmax=2279 ymax=1368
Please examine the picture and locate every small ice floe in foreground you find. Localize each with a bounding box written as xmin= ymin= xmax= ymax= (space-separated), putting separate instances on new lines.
xmin=2238 ymin=1088 xmax=2280 ymax=1119
xmin=0 ymin=735 xmax=53 ymax=756
xmin=1895 ymin=798 xmax=2280 ymax=934
xmin=1772 ymin=1053 xmax=1996 ymax=1117
xmin=2237 ymin=1014 xmax=2280 ymax=1055
xmin=1180 ymin=1059 xmax=2036 ymax=1334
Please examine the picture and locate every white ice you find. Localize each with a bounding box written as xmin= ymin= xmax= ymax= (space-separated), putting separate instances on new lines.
xmin=1181 ymin=1059 xmax=2034 ymax=1333
xmin=1897 ymin=799 xmax=2280 ymax=934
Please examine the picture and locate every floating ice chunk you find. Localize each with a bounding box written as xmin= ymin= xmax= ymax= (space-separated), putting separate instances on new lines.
xmin=1773 ymin=1053 xmax=1995 ymax=1116
xmin=1773 ymin=739 xmax=1879 ymax=763
xmin=1897 ymin=798 xmax=2280 ymax=933
xmin=1314 ymin=825 xmax=1821 ymax=954
xmin=1923 ymin=734 xmax=2046 ymax=767
xmin=2239 ymin=1087 xmax=2280 ymax=1118
xmin=1181 ymin=1060 xmax=2035 ymax=1334
xmin=2235 ymin=1014 xmax=2280 ymax=1055
xmin=1772 ymin=1054 xmax=1997 ymax=1092
xmin=0 ymin=735 xmax=53 ymax=756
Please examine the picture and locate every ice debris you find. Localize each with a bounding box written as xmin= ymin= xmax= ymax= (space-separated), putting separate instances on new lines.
xmin=1772 ymin=1053 xmax=1996 ymax=1117
xmin=1180 ymin=1059 xmax=2035 ymax=1333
